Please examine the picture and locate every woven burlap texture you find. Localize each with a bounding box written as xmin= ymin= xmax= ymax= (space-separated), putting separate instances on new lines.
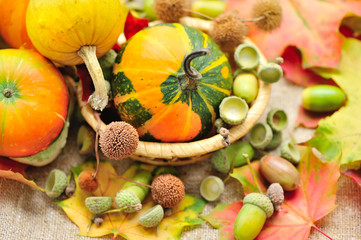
xmin=1 ymin=79 xmax=360 ymax=240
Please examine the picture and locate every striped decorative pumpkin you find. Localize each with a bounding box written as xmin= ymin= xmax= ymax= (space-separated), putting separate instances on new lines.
xmin=112 ymin=23 xmax=233 ymax=142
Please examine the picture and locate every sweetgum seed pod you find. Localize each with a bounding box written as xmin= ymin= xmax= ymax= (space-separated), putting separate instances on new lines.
xmin=260 ymin=155 xmax=300 ymax=191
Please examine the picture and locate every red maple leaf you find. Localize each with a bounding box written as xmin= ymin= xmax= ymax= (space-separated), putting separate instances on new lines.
xmin=226 ymin=0 xmax=361 ymax=68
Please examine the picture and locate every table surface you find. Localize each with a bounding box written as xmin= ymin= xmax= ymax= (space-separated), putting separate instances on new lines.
xmin=1 ymin=78 xmax=360 ymax=240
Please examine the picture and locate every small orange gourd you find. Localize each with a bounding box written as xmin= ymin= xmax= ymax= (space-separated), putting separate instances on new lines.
xmin=26 ymin=0 xmax=128 ymax=110
xmin=0 ymin=49 xmax=68 ymax=159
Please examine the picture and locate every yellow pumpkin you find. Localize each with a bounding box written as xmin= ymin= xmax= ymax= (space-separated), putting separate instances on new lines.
xmin=26 ymin=0 xmax=128 ymax=110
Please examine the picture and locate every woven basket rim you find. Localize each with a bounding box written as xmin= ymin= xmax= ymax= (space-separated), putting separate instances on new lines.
xmin=77 ymin=17 xmax=272 ymax=164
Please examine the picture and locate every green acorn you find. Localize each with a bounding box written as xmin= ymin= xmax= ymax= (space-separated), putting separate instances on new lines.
xmin=211 ymin=149 xmax=230 ymax=173
xmin=139 ymin=204 xmax=164 ymax=228
xmin=85 ymin=196 xmax=113 ymax=215
xmin=281 ymin=140 xmax=301 ymax=164
xmin=115 ymin=170 xmax=152 ymax=213
xmin=234 ymin=193 xmax=274 ymax=240
xmin=45 ymin=169 xmax=68 ymax=199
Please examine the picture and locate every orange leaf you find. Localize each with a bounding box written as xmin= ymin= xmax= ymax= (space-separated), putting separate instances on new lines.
xmin=226 ymin=0 xmax=361 ymax=68
xmin=0 ymin=156 xmax=44 ymax=191
xmin=56 ymin=160 xmax=206 ymax=239
xmin=203 ymin=146 xmax=340 ymax=240
xmin=295 ymin=106 xmax=331 ymax=129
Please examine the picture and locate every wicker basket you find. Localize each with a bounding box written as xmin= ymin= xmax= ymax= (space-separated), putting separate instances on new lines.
xmin=77 ymin=17 xmax=272 ymax=166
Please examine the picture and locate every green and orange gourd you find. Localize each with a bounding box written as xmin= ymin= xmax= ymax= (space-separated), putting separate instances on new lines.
xmin=112 ymin=23 xmax=233 ymax=142
xmin=0 ymin=49 xmax=69 ymax=164
xmin=26 ymin=0 xmax=128 ymax=111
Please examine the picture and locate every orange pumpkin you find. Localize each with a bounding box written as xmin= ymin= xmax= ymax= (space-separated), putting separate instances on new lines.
xmin=0 ymin=0 xmax=35 ymax=49
xmin=0 ymin=49 xmax=68 ymax=157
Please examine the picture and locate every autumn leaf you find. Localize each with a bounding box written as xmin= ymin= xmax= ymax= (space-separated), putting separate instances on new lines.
xmin=226 ymin=0 xmax=361 ymax=68
xmin=229 ymin=161 xmax=267 ymax=194
xmin=203 ymin=146 xmax=339 ymax=240
xmin=308 ymin=38 xmax=361 ymax=168
xmin=342 ymin=169 xmax=361 ymax=187
xmin=57 ymin=160 xmax=206 ymax=239
xmin=281 ymin=47 xmax=336 ymax=87
xmin=124 ymin=12 xmax=149 ymax=40
xmin=295 ymin=106 xmax=331 ymax=129
xmin=0 ymin=156 xmax=44 ymax=191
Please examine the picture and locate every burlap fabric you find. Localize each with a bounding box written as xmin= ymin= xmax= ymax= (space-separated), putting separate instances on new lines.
xmin=1 ymin=79 xmax=360 ymax=240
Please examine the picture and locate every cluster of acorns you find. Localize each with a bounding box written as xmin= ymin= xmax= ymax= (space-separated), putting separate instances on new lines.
xmin=45 ymin=165 xmax=186 ymax=229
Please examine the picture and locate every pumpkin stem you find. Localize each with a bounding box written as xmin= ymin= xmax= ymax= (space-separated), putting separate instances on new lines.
xmin=3 ymin=88 xmax=13 ymax=98
xmin=178 ymin=48 xmax=211 ymax=91
xmin=77 ymin=45 xmax=108 ymax=111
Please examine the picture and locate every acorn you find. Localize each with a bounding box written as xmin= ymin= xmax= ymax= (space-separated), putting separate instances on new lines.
xmin=99 ymin=121 xmax=139 ymax=160
xmin=45 ymin=169 xmax=68 ymax=199
xmin=280 ymin=140 xmax=301 ymax=165
xmin=115 ymin=170 xmax=152 ymax=213
xmin=234 ymin=43 xmax=260 ymax=70
xmin=265 ymin=130 xmax=282 ymax=150
xmin=234 ymin=193 xmax=274 ymax=240
xmin=211 ymin=149 xmax=231 ymax=174
xmin=209 ymin=11 xmax=248 ymax=53
xmin=200 ymin=176 xmax=224 ymax=202
xmin=260 ymin=155 xmax=300 ymax=191
xmin=266 ymin=108 xmax=288 ymax=132
xmin=85 ymin=196 xmax=113 ymax=215
xmin=219 ymin=96 xmax=249 ymax=125
xmin=225 ymin=141 xmax=255 ymax=167
xmin=249 ymin=123 xmax=273 ymax=150
xmin=233 ymin=72 xmax=259 ymax=104
xmin=138 ymin=204 xmax=164 ymax=228
xmin=151 ymin=174 xmax=185 ymax=208
xmin=266 ymin=183 xmax=284 ymax=211
xmin=257 ymin=62 xmax=283 ymax=84
xmin=252 ymin=0 xmax=282 ymax=31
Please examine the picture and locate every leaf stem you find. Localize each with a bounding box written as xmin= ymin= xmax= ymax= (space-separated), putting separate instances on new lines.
xmin=312 ymin=225 xmax=333 ymax=240
xmin=224 ymin=149 xmax=237 ymax=183
xmin=246 ymin=155 xmax=263 ymax=193
xmin=93 ymin=113 xmax=102 ymax=180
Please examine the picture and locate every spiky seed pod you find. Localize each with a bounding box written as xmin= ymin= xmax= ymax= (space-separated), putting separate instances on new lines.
xmin=151 ymin=174 xmax=185 ymax=208
xmin=210 ymin=11 xmax=248 ymax=53
xmin=267 ymin=183 xmax=284 ymax=211
xmin=154 ymin=0 xmax=188 ymax=23
xmin=252 ymin=0 xmax=282 ymax=31
xmin=78 ymin=171 xmax=98 ymax=192
xmin=99 ymin=121 xmax=139 ymax=160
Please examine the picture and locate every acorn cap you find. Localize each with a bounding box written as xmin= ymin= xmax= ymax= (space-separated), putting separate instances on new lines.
xmin=210 ymin=11 xmax=248 ymax=53
xmin=139 ymin=204 xmax=164 ymax=228
xmin=252 ymin=0 xmax=282 ymax=31
xmin=211 ymin=149 xmax=231 ymax=174
xmin=46 ymin=169 xmax=68 ymax=199
xmin=266 ymin=183 xmax=284 ymax=211
xmin=151 ymin=174 xmax=185 ymax=208
xmin=243 ymin=192 xmax=274 ymax=218
xmin=234 ymin=43 xmax=260 ymax=70
xmin=200 ymin=176 xmax=225 ymax=201
xmin=115 ymin=190 xmax=141 ymax=213
xmin=265 ymin=130 xmax=282 ymax=150
xmin=281 ymin=141 xmax=301 ymax=164
xmin=267 ymin=108 xmax=288 ymax=132
xmin=99 ymin=121 xmax=139 ymax=160
xmin=249 ymin=123 xmax=273 ymax=150
xmin=85 ymin=196 xmax=113 ymax=214
xmin=219 ymin=96 xmax=249 ymax=125
xmin=257 ymin=62 xmax=283 ymax=84
xmin=154 ymin=0 xmax=188 ymax=23
xmin=78 ymin=170 xmax=98 ymax=192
